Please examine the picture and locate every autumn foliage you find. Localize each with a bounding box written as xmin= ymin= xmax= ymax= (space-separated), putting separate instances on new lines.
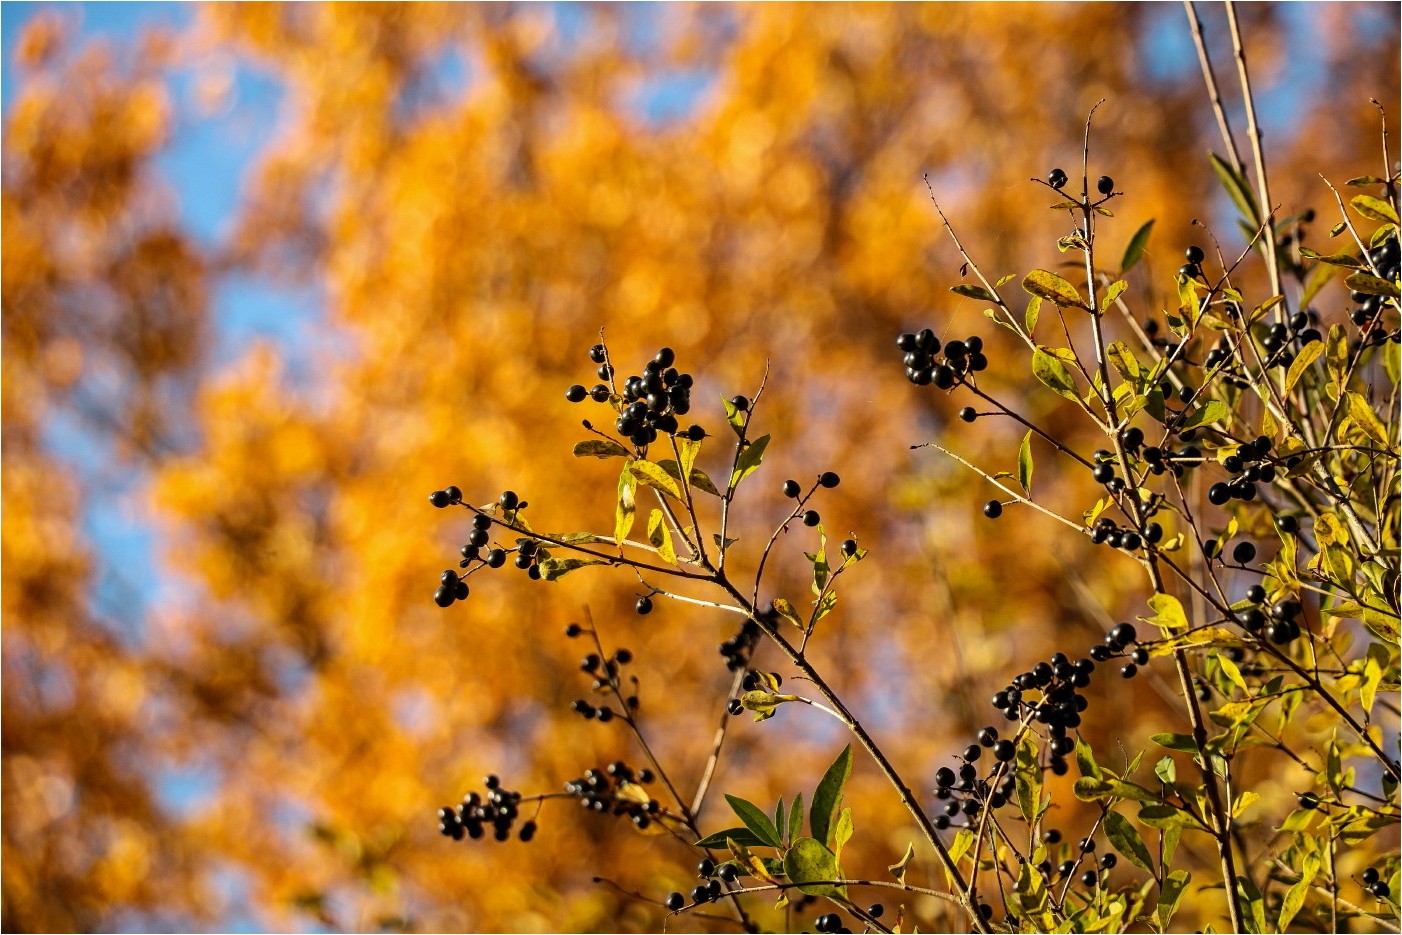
xmin=2 ymin=3 xmax=1398 ymax=932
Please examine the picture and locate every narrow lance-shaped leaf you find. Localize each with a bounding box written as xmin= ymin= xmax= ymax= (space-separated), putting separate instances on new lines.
xmin=1179 ymin=399 xmax=1228 ymax=430
xmin=1351 ymin=193 xmax=1400 ymax=224
xmin=730 ymin=434 xmax=771 ymax=488
xmin=614 ymin=464 xmax=637 ymax=544
xmin=1103 ymin=809 xmax=1156 ymax=877
xmin=538 ymin=557 xmax=607 ymax=581
xmin=1209 ymin=152 xmax=1260 ymax=226
xmin=647 ymin=509 xmax=677 ymax=564
xmin=1283 ymin=339 xmax=1324 ymax=394
xmin=1017 ymin=430 xmax=1033 ymax=494
xmin=809 ymin=745 xmax=852 ymax=848
xmin=950 ymin=283 xmax=997 ymax=303
xmin=1345 ymin=270 xmax=1401 ymax=298
xmin=573 ymin=439 xmax=630 ymax=459
xmin=721 ymin=394 xmax=745 ymax=435
xmin=631 ymin=459 xmax=682 ymax=500
xmin=1120 ymin=218 xmax=1154 ymax=273
xmin=1022 ymin=269 xmax=1087 ymax=309
xmin=695 ymin=827 xmax=771 ymax=849
xmin=1032 ymin=347 xmax=1080 ymax=401
xmin=725 ymin=795 xmax=782 ymax=848
xmin=788 ymin=792 xmax=804 ymax=843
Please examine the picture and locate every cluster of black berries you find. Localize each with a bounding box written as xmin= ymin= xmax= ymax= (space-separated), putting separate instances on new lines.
xmin=568 ymin=344 xmax=705 ymax=448
xmin=1087 ymin=622 xmax=1147 ymax=678
xmin=429 ymin=491 xmax=547 ymax=605
xmin=438 ymin=775 xmax=534 ymax=843
xmin=928 ymin=633 xmax=1151 ymax=829
xmin=1199 ymin=308 xmax=1321 ymax=385
xmin=1087 ymin=516 xmax=1152 ymax=551
xmin=663 ymin=858 xmax=752 ymax=913
xmin=719 ymin=617 xmax=762 ymax=673
xmin=895 ymin=329 xmax=988 ymax=388
xmin=1033 ymin=828 xmax=1118 ymax=889
xmin=1205 ymin=435 xmax=1277 ymax=506
xmin=564 ymin=762 xmax=660 ymax=829
xmin=1351 ymin=233 xmax=1399 ymax=343
xmin=568 ymin=643 xmax=638 ymax=722
xmin=931 ymin=732 xmax=1018 ymax=829
xmin=1234 ymin=593 xmax=1304 ymax=646
xmin=1362 ymin=866 xmax=1393 ymax=900
xmin=1178 ymin=244 xmax=1208 ymax=281
xmin=781 ymin=472 xmax=842 ymax=528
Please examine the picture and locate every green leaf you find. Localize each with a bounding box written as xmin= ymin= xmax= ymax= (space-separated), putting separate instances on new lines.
xmin=1345 ymin=271 xmax=1401 ymax=298
xmin=810 ymin=745 xmax=852 ymax=850
xmin=832 ymin=807 xmax=853 ymax=859
xmin=1024 ymin=294 xmax=1042 ymax=334
xmin=771 ymin=597 xmax=804 ymax=630
xmin=614 ymin=465 xmax=637 ymax=544
xmin=730 ymin=434 xmax=771 ymax=489
xmin=1237 ymin=871 xmax=1267 ymax=934
xmin=1284 ymin=339 xmax=1324 ymax=394
xmin=677 ymin=435 xmax=702 ymax=481
xmin=1345 ymin=392 xmax=1390 ymax=446
xmin=688 ymin=468 xmax=722 ymax=497
xmin=789 ymin=792 xmax=804 ymax=843
xmin=537 ymin=557 xmax=607 ymax=581
xmin=1120 ymin=219 xmax=1155 ymax=273
xmin=1101 ymin=279 xmax=1128 ymax=311
xmin=1151 ymin=733 xmax=1199 ymax=753
xmin=1347 ymin=175 xmax=1386 ymax=187
xmin=1106 ymin=341 xmax=1143 ymax=383
xmin=1326 ymin=323 xmax=1349 ymax=389
xmin=1217 ymin=654 xmax=1248 ymax=693
xmin=1016 ymin=732 xmax=1045 ymax=826
xmin=573 ymin=439 xmax=630 ymax=459
xmin=951 ymin=283 xmax=997 ymax=303
xmin=1023 ymin=269 xmax=1087 ymax=309
xmin=1017 ymin=430 xmax=1034 ymax=495
xmin=721 ymin=394 xmax=745 ymax=435
xmin=773 ymin=797 xmax=785 ymax=844
xmin=740 ymin=690 xmax=797 ymax=722
xmin=1074 ymin=736 xmax=1103 ymax=780
xmin=647 ymin=509 xmax=677 ymax=564
xmin=725 ymin=795 xmax=782 ymax=848
xmin=1104 ymin=810 xmax=1156 ymax=877
xmin=695 ymin=827 xmax=772 ymax=849
xmin=1032 ymin=346 xmax=1080 ymax=401
xmin=1298 ymin=247 xmax=1364 ymax=268
xmin=1137 ymin=804 xmax=1186 ymax=830
xmin=888 ymin=842 xmax=915 ymax=885
xmin=1157 ymin=870 xmax=1190 ymax=930
xmin=1209 ymin=152 xmax=1260 ymax=226
xmin=1179 ymin=399 xmax=1228 ymax=430
xmin=631 ymin=459 xmax=682 ymax=500
xmin=1278 ymin=857 xmax=1317 ymax=931
xmin=783 ymin=837 xmax=846 ymax=899
xmin=1351 ymin=194 xmax=1400 ymax=224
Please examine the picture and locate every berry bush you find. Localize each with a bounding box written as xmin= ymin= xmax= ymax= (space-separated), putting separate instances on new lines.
xmin=424 ymin=115 xmax=1399 ymax=935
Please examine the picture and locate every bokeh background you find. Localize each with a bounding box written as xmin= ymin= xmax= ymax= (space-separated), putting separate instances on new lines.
xmin=3 ymin=3 xmax=1398 ymax=931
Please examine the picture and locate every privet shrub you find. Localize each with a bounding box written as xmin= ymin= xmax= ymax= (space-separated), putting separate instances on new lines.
xmin=426 ymin=130 xmax=1399 ymax=933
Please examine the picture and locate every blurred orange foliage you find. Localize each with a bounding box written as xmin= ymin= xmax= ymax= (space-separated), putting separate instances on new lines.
xmin=3 ymin=3 xmax=1396 ymax=931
